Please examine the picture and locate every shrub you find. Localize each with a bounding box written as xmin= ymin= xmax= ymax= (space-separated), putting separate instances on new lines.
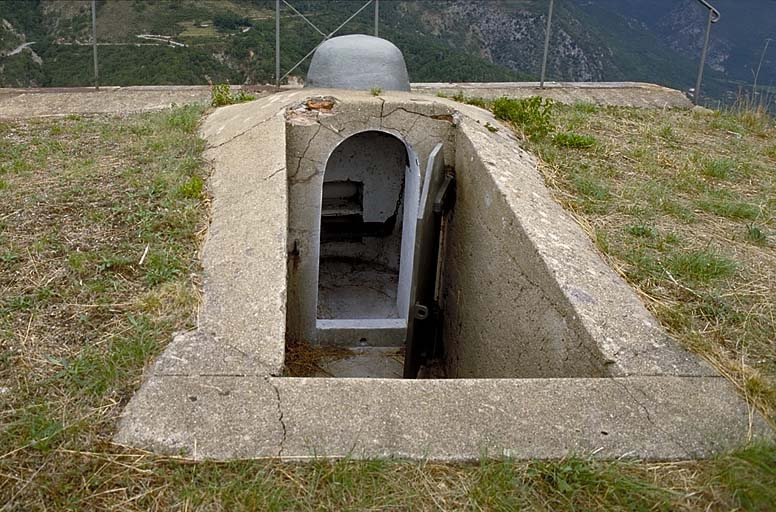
xmin=492 ymin=96 xmax=554 ymax=139
xmin=210 ymin=83 xmax=255 ymax=107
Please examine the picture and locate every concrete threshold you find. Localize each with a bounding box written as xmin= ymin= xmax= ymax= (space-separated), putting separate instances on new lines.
xmin=115 ymin=374 xmax=770 ymax=461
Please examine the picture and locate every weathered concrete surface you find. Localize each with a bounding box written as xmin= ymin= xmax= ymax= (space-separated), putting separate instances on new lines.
xmin=0 ymin=85 xmax=261 ymax=119
xmin=115 ymin=89 xmax=769 ymax=462
xmin=411 ymin=82 xmax=693 ymax=108
xmin=197 ymin=89 xmax=313 ymax=374
xmin=306 ymin=35 xmax=411 ymax=92
xmin=116 ymin=375 xmax=772 ymax=460
xmin=439 ymin=98 xmax=714 ymax=378
xmin=115 ymin=375 xmax=284 ymax=459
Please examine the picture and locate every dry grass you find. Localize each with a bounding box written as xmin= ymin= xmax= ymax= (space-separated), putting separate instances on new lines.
xmin=284 ymin=340 xmax=352 ymax=377
xmin=1 ymin=106 xmax=775 ymax=510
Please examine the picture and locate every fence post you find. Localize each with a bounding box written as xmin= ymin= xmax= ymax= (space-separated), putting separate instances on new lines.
xmin=91 ymin=0 xmax=99 ymax=90
xmin=693 ymin=8 xmax=713 ymax=104
xmin=540 ymin=0 xmax=554 ymax=89
xmin=375 ymin=0 xmax=379 ymax=37
xmin=275 ymin=0 xmax=281 ymax=89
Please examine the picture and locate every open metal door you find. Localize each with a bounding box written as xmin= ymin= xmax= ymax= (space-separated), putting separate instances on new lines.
xmin=403 ymin=143 xmax=454 ymax=378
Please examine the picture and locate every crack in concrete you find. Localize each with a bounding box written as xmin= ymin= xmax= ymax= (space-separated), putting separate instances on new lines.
xmin=291 ymin=125 xmax=322 ymax=181
xmin=265 ymin=376 xmax=287 ymax=456
xmin=318 ymin=120 xmax=345 ymax=139
xmin=262 ymin=167 xmax=284 ymax=182
xmin=206 ymin=114 xmax=275 ymax=150
xmin=291 ymin=158 xmax=322 ymax=184
xmin=610 ymin=378 xmax=688 ymax=455
xmin=377 ymin=97 xmax=386 ymax=129
xmin=382 ymin=106 xmax=455 ymax=124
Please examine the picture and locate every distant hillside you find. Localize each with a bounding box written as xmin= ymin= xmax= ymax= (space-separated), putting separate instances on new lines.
xmin=1 ymin=0 xmax=774 ymax=106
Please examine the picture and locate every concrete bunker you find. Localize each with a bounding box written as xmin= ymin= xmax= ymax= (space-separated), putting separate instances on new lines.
xmin=114 ymin=37 xmax=770 ymax=459
xmin=115 ymin=89 xmax=771 ymax=461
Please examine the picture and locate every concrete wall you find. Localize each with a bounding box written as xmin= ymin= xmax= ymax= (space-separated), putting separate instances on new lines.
xmin=441 ymin=126 xmax=609 ymax=379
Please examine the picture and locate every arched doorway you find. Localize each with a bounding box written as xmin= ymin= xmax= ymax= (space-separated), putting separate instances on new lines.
xmin=316 ymin=131 xmax=419 ymax=328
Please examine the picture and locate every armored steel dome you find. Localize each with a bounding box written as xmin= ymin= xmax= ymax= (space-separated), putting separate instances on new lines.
xmin=305 ymin=34 xmax=411 ymax=91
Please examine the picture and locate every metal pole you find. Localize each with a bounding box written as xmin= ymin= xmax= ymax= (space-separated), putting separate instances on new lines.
xmin=753 ymin=38 xmax=771 ymax=98
xmin=694 ymin=8 xmax=713 ymax=105
xmin=375 ymin=0 xmax=379 ymax=37
xmin=91 ymin=0 xmax=99 ymax=90
xmin=540 ymin=0 xmax=554 ymax=89
xmin=275 ymin=0 xmax=281 ymax=89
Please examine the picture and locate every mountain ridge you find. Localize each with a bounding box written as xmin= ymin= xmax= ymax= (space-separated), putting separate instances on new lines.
xmin=1 ymin=0 xmax=773 ymax=105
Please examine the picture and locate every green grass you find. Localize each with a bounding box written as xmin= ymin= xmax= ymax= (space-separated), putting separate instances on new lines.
xmin=553 ymin=132 xmax=597 ymax=149
xmin=665 ymin=249 xmax=737 ymax=284
xmin=210 ymin=83 xmax=255 ymax=107
xmin=699 ymin=157 xmax=734 ymax=180
xmin=2 ymin=105 xmax=775 ymax=510
xmin=696 ymin=191 xmax=762 ymax=220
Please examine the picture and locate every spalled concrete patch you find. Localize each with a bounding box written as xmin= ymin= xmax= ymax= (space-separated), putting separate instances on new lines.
xmin=115 ymin=88 xmax=772 ymax=461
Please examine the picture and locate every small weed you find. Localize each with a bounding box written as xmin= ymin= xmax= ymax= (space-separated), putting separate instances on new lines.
xmin=370 ymin=87 xmax=382 ymax=96
xmin=736 ymin=108 xmax=772 ymax=136
xmin=463 ymin=96 xmax=490 ymax=109
xmin=0 ymin=249 xmax=20 ymax=266
xmin=165 ymin=105 xmax=202 ymax=133
xmin=553 ymin=132 xmax=596 ymax=149
xmin=6 ymin=407 xmax=65 ymax=452
xmin=484 ymin=122 xmax=499 ymax=133
xmin=210 ymin=83 xmax=255 ymax=107
xmin=700 ymin=157 xmax=734 ymax=180
xmin=448 ymin=91 xmax=490 ymax=109
xmin=627 ymin=224 xmax=656 ymax=238
xmin=523 ymin=457 xmax=677 ymax=509
xmin=573 ymin=102 xmax=599 ymax=114
xmin=144 ymin=250 xmax=184 ymax=286
xmin=492 ymin=96 xmax=554 ymax=139
xmin=661 ymin=199 xmax=696 ymax=222
xmin=715 ymin=444 xmax=776 ymax=511
xmin=67 ymin=252 xmax=89 ymax=273
xmin=746 ymin=224 xmax=767 ymax=244
xmin=665 ymin=249 xmax=737 ymax=283
xmin=658 ymin=124 xmax=678 ymax=142
xmin=176 ymin=175 xmax=204 ymax=199
xmin=572 ymin=173 xmax=610 ymax=202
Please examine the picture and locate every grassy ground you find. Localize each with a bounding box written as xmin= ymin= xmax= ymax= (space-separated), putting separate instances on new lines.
xmin=1 ymin=105 xmax=775 ymax=510
xmin=521 ymin=102 xmax=776 ymax=423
